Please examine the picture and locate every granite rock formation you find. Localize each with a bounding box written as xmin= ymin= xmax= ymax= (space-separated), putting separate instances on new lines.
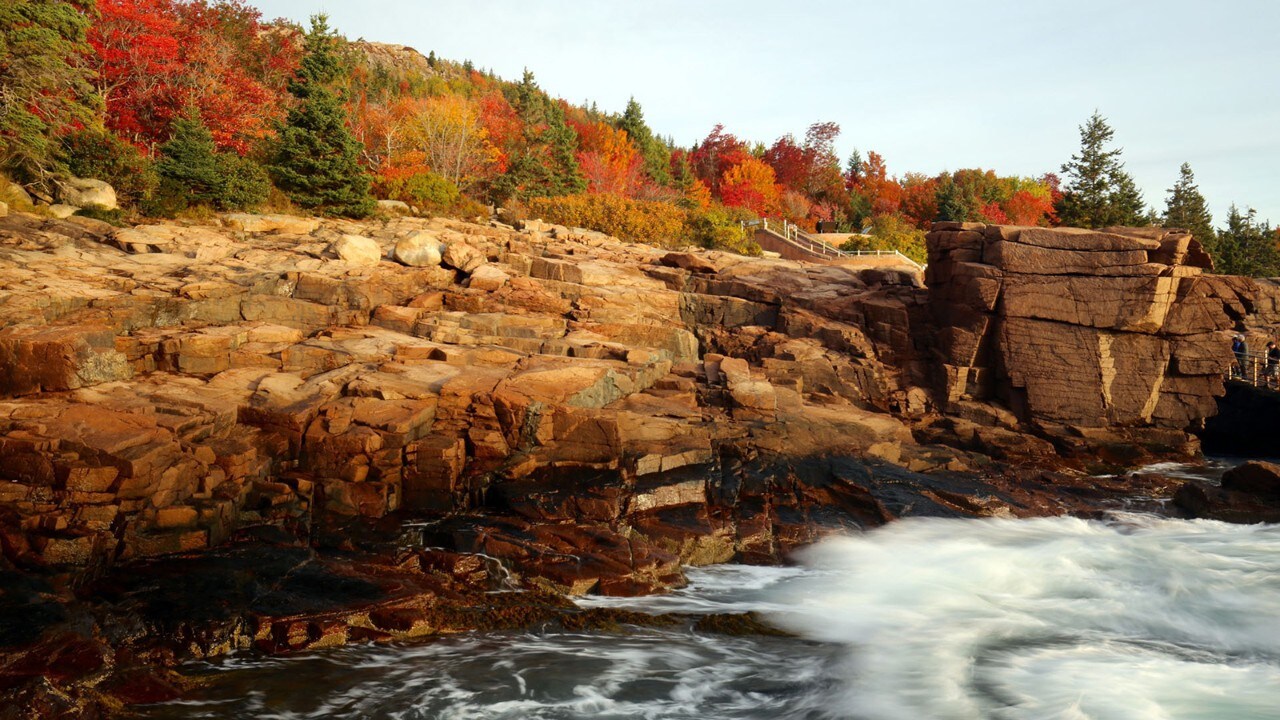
xmin=927 ymin=222 xmax=1232 ymax=433
xmin=3 ymin=210 xmax=1275 ymax=717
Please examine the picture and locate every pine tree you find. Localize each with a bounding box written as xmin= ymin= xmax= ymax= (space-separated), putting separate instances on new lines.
xmin=1162 ymin=163 xmax=1215 ymax=247
xmin=154 ymin=109 xmax=269 ymax=213
xmin=0 ymin=0 xmax=98 ymax=183
xmin=494 ymin=71 xmax=584 ymax=203
xmin=157 ymin=110 xmax=223 ymax=204
xmin=1213 ymin=205 xmax=1279 ymax=278
xmin=617 ymin=98 xmax=673 ymax=187
xmin=268 ymin=15 xmax=374 ymax=218
xmin=1057 ymin=112 xmax=1148 ymax=228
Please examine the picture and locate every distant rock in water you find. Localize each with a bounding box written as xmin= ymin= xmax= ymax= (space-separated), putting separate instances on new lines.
xmin=1175 ymin=460 xmax=1280 ymax=523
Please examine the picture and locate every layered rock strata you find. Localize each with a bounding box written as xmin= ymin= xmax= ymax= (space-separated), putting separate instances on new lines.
xmin=927 ymin=222 xmax=1233 ymax=430
xmin=0 ymin=211 xmax=940 ymax=578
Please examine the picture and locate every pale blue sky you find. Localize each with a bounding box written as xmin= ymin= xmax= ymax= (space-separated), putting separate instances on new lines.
xmin=253 ymin=0 xmax=1280 ymax=226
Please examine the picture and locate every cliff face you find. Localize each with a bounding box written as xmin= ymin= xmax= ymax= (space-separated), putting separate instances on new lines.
xmin=0 ymin=211 xmax=946 ymax=575
xmin=927 ymin=222 xmax=1234 ymax=431
xmin=6 ymin=211 xmax=1278 ymax=716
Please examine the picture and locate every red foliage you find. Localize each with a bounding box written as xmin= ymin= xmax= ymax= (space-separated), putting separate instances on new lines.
xmin=1003 ymin=189 xmax=1055 ymax=226
xmin=476 ymin=90 xmax=521 ymax=173
xmin=89 ymin=0 xmax=299 ymax=152
xmin=899 ymin=174 xmax=939 ymax=228
xmin=689 ymin=124 xmax=751 ymax=195
xmin=979 ymin=202 xmax=1010 ymax=224
xmin=763 ymin=135 xmax=807 ymax=191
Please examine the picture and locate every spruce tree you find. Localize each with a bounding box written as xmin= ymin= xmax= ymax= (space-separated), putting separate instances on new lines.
xmin=152 ymin=109 xmax=269 ymax=213
xmin=1057 ymin=112 xmax=1148 ymax=228
xmin=493 ymin=71 xmax=585 ymax=203
xmin=1213 ymin=205 xmax=1278 ymax=278
xmin=268 ymin=15 xmax=374 ymax=218
xmin=1162 ymin=163 xmax=1215 ymax=247
xmin=617 ymin=98 xmax=673 ymax=187
xmin=0 ymin=0 xmax=97 ymax=183
xmin=156 ymin=110 xmax=223 ymax=204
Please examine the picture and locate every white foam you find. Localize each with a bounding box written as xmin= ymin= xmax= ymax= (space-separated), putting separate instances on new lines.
xmin=768 ymin=515 xmax=1280 ymax=720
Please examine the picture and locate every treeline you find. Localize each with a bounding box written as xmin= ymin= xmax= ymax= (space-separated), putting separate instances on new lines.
xmin=1 ymin=0 xmax=1276 ymax=272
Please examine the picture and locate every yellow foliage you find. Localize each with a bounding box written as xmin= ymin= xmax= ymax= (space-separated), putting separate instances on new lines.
xmin=526 ymin=193 xmax=686 ymax=246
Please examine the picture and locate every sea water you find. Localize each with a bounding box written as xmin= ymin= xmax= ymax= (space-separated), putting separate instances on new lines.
xmin=140 ymin=471 xmax=1280 ymax=719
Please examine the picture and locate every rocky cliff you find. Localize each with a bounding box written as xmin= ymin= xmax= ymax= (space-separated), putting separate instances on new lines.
xmin=926 ymin=222 xmax=1243 ymax=435
xmin=0 ymin=211 xmax=1272 ymax=716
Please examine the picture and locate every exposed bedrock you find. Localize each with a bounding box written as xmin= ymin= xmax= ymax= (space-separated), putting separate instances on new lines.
xmin=925 ymin=222 xmax=1280 ymax=437
xmin=0 ymin=212 xmax=941 ymax=576
xmin=5 ymin=210 xmax=1280 ymax=716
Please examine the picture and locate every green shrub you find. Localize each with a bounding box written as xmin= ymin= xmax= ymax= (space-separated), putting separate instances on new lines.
xmin=215 ymin=153 xmax=271 ymax=210
xmin=376 ymin=171 xmax=461 ymax=212
xmin=684 ymin=205 xmax=761 ymax=256
xmin=73 ymin=204 xmax=125 ymax=226
xmin=151 ymin=111 xmax=270 ymax=215
xmin=840 ymin=213 xmax=927 ymax=264
xmin=58 ymin=129 xmax=158 ymax=207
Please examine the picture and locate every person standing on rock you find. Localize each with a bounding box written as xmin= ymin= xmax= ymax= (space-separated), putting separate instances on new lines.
xmin=1233 ymin=335 xmax=1248 ymax=379
xmin=1267 ymin=341 xmax=1280 ymax=388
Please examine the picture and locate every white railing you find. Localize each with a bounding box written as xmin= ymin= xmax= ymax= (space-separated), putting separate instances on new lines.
xmin=752 ymin=218 xmax=924 ymax=270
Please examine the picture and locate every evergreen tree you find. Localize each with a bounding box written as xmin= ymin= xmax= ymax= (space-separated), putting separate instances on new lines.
xmin=0 ymin=0 xmax=98 ymax=183
xmin=1057 ymin=112 xmax=1148 ymax=228
xmin=268 ymin=15 xmax=375 ymax=218
xmin=935 ymin=179 xmax=968 ymax=222
xmin=153 ymin=109 xmax=269 ymax=213
xmin=493 ymin=71 xmax=585 ymax=203
xmin=1212 ymin=205 xmax=1279 ymax=278
xmin=844 ymin=149 xmax=864 ymax=187
xmin=616 ymin=98 xmax=673 ymax=187
xmin=1162 ymin=162 xmax=1215 ymax=247
xmin=156 ymin=111 xmax=223 ymax=204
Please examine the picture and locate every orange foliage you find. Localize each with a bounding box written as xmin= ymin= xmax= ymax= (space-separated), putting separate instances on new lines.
xmin=685 ymin=178 xmax=713 ymax=211
xmin=573 ymin=121 xmax=647 ymax=197
xmin=854 ymin=151 xmax=903 ymax=217
xmin=720 ymin=157 xmax=781 ymax=217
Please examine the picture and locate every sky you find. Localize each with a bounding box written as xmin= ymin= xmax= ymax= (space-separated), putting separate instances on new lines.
xmin=252 ymin=0 xmax=1280 ymax=226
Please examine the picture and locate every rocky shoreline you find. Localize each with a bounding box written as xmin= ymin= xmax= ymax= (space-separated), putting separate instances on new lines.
xmin=2 ymin=210 xmax=1280 ymax=716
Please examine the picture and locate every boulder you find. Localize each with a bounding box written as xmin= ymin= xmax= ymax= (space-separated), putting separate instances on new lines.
xmin=58 ymin=178 xmax=118 ymax=210
xmin=468 ymin=264 xmax=510 ymax=291
xmin=48 ymin=204 xmax=79 ymax=219
xmin=332 ymin=235 xmax=382 ymax=266
xmin=221 ymin=213 xmax=320 ymax=234
xmin=660 ymin=252 xmax=720 ymax=274
xmin=0 ymin=200 xmax=7 ymax=218
xmin=6 ymin=181 xmax=33 ymax=207
xmin=377 ymin=200 xmax=412 ymax=215
xmin=394 ymin=232 xmax=444 ymax=267
xmin=442 ymin=241 xmax=486 ymax=273
xmin=1221 ymin=461 xmax=1280 ymax=497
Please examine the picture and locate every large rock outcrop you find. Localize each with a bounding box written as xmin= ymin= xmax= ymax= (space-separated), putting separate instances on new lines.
xmin=927 ymin=222 xmax=1232 ymax=431
xmin=0 ymin=211 xmax=938 ymax=575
